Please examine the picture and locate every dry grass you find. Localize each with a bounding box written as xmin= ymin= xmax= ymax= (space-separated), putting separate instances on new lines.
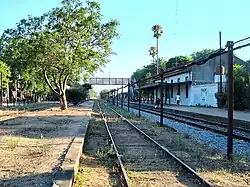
xmin=0 ymin=106 xmax=91 ymax=187
xmin=105 ymin=116 xmax=201 ymax=187
xmin=74 ymin=107 xmax=122 ymax=187
xmin=111 ymin=105 xmax=250 ymax=187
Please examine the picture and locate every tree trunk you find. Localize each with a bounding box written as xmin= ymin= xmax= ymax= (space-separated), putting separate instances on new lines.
xmin=59 ymin=93 xmax=67 ymax=110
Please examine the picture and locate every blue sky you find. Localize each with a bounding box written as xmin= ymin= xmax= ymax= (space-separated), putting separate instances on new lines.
xmin=0 ymin=0 xmax=250 ymax=93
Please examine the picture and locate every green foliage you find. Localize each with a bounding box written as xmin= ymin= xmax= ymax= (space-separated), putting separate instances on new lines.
xmin=215 ymin=64 xmax=250 ymax=110
xmin=0 ymin=0 xmax=119 ymax=109
xmin=89 ymin=89 xmax=97 ymax=98
xmin=131 ymin=56 xmax=191 ymax=84
xmin=99 ymin=89 xmax=110 ymax=99
xmin=0 ymin=60 xmax=11 ymax=88
xmin=131 ymin=63 xmax=156 ymax=85
xmin=190 ymin=49 xmax=214 ymax=60
xmin=233 ymin=64 xmax=250 ymax=110
xmin=67 ymin=87 xmax=87 ymax=106
xmin=165 ymin=56 xmax=193 ymax=69
xmin=215 ymin=92 xmax=227 ymax=108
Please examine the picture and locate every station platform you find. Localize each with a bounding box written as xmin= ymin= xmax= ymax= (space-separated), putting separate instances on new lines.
xmin=128 ymin=101 xmax=250 ymax=128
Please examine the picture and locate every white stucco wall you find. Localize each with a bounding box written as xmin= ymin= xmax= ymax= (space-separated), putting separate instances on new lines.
xmin=214 ymin=75 xmax=226 ymax=83
xmin=164 ymin=72 xmax=191 ymax=83
xmin=190 ymin=83 xmax=218 ymax=107
xmin=168 ymin=85 xmax=191 ymax=105
xmin=155 ymin=72 xmax=192 ymax=84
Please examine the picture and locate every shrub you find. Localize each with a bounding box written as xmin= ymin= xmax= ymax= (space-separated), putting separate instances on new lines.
xmin=215 ymin=92 xmax=227 ymax=108
xmin=67 ymin=88 xmax=87 ymax=106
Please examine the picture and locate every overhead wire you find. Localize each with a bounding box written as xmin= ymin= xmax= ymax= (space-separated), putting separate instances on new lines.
xmin=234 ymin=36 xmax=250 ymax=44
xmin=105 ymin=37 xmax=250 ymax=94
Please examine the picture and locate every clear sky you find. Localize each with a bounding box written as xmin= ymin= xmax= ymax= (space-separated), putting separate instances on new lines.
xmin=0 ymin=0 xmax=250 ymax=93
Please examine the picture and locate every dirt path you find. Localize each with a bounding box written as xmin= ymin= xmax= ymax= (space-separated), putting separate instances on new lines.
xmin=0 ymin=106 xmax=91 ymax=187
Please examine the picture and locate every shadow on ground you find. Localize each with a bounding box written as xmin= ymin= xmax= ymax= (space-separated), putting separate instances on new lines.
xmin=0 ymin=169 xmax=74 ymax=187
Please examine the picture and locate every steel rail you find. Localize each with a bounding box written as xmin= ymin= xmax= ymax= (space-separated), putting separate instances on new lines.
xmin=129 ymin=102 xmax=250 ymax=133
xmin=107 ymin=104 xmax=214 ymax=187
xmin=125 ymin=102 xmax=250 ymax=142
xmin=97 ymin=101 xmax=130 ymax=187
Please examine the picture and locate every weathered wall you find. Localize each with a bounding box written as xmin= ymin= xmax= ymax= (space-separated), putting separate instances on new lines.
xmin=190 ymin=83 xmax=218 ymax=107
xmin=192 ymin=54 xmax=246 ymax=83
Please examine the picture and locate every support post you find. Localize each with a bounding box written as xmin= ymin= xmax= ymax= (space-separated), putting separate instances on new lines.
xmin=160 ymin=70 xmax=164 ymax=126
xmin=113 ymin=90 xmax=115 ymax=105
xmin=138 ymin=80 xmax=141 ymax=117
xmin=108 ymin=91 xmax=109 ymax=103
xmin=121 ymin=85 xmax=123 ymax=109
xmin=128 ymin=81 xmax=130 ymax=112
xmin=156 ymin=37 xmax=159 ymax=74
xmin=227 ymin=41 xmax=234 ymax=160
xmin=219 ymin=31 xmax=223 ymax=93
xmin=116 ymin=88 xmax=118 ymax=106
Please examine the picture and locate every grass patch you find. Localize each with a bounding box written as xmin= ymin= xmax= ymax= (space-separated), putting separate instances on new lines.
xmin=96 ymin=141 xmax=118 ymax=168
xmin=3 ymin=136 xmax=22 ymax=150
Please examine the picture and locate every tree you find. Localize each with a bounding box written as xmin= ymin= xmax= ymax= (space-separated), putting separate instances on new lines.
xmin=215 ymin=64 xmax=250 ymax=110
xmin=0 ymin=60 xmax=11 ymax=88
xmin=0 ymin=0 xmax=119 ymax=110
xmin=190 ymin=49 xmax=214 ymax=60
xmin=89 ymin=89 xmax=97 ymax=98
xmin=233 ymin=64 xmax=250 ymax=110
xmin=67 ymin=87 xmax=88 ymax=106
xmin=165 ymin=56 xmax=193 ymax=69
xmin=158 ymin=57 xmax=168 ymax=71
xmin=131 ymin=63 xmax=156 ymax=84
xmin=100 ymin=89 xmax=110 ymax=99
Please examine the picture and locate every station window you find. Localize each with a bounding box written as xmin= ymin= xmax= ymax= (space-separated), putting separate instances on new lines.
xmin=185 ymin=76 xmax=188 ymax=81
xmin=171 ymin=80 xmax=173 ymax=83
xmin=186 ymin=84 xmax=189 ymax=98
xmin=177 ymin=78 xmax=180 ymax=83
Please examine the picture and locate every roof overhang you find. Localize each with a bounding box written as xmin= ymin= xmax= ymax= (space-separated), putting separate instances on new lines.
xmin=136 ymin=81 xmax=192 ymax=90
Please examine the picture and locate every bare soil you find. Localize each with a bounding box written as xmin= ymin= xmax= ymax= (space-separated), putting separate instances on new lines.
xmin=0 ymin=106 xmax=91 ymax=187
xmin=111 ymin=104 xmax=250 ymax=187
xmin=74 ymin=108 xmax=122 ymax=187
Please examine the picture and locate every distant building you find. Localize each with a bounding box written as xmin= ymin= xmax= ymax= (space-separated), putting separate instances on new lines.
xmin=138 ymin=54 xmax=248 ymax=107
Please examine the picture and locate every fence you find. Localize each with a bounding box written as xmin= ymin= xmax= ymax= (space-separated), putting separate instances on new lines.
xmin=102 ymin=38 xmax=250 ymax=160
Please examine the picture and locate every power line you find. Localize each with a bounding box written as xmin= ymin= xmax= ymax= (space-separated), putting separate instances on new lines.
xmin=117 ymin=37 xmax=250 ymax=88
xmin=234 ymin=36 xmax=250 ymax=44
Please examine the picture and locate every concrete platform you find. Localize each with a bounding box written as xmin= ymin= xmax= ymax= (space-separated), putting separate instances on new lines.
xmin=166 ymin=105 xmax=250 ymax=122
xmin=52 ymin=101 xmax=94 ymax=187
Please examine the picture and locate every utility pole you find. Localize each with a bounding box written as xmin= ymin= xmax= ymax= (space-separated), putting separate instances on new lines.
xmin=227 ymin=41 xmax=234 ymax=160
xmin=152 ymin=25 xmax=163 ymax=74
xmin=219 ymin=31 xmax=223 ymax=93
xmin=138 ymin=80 xmax=141 ymax=117
xmin=116 ymin=88 xmax=118 ymax=106
xmin=128 ymin=80 xmax=130 ymax=111
xmin=121 ymin=84 xmax=123 ymax=109
xmin=160 ymin=70 xmax=164 ymax=126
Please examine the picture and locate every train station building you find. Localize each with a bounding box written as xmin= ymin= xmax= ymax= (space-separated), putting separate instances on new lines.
xmin=136 ymin=53 xmax=247 ymax=107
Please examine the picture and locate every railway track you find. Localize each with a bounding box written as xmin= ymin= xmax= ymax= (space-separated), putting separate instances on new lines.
xmin=119 ymin=102 xmax=250 ymax=142
xmin=97 ymin=101 xmax=214 ymax=187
